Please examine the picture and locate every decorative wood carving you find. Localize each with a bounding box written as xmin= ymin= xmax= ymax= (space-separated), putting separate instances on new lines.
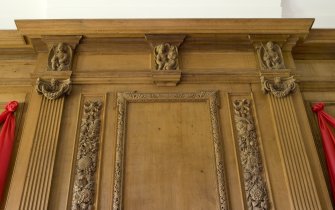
xmin=256 ymin=41 xmax=285 ymax=70
xmin=112 ymin=91 xmax=228 ymax=210
xmin=71 ymin=100 xmax=102 ymax=210
xmin=35 ymin=77 xmax=72 ymax=100
xmin=154 ymin=43 xmax=179 ymax=70
xmin=152 ymin=42 xmax=181 ymax=86
xmin=48 ymin=42 xmax=73 ymax=71
xmin=261 ymin=76 xmax=296 ymax=98
xmin=233 ymin=99 xmax=269 ymax=210
xmin=145 ymin=34 xmax=185 ymax=86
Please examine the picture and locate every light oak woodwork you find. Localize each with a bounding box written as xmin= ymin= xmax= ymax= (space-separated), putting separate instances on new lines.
xmin=124 ymin=102 xmax=219 ymax=210
xmin=0 ymin=19 xmax=333 ymax=210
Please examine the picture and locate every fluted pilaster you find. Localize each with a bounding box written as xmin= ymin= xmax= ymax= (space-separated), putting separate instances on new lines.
xmin=269 ymin=95 xmax=322 ymax=210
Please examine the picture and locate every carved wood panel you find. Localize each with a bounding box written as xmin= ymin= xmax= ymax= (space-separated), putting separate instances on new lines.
xmin=71 ymin=99 xmax=103 ymax=210
xmin=232 ymin=98 xmax=269 ymax=210
xmin=112 ymin=91 xmax=228 ymax=210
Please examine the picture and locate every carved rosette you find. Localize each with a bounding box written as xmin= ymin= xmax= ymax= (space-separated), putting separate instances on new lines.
xmin=112 ymin=91 xmax=228 ymax=210
xmin=233 ymin=99 xmax=269 ymax=210
xmin=261 ymin=76 xmax=296 ymax=98
xmin=154 ymin=43 xmax=179 ymax=70
xmin=48 ymin=42 xmax=73 ymax=71
xmin=256 ymin=41 xmax=285 ymax=70
xmin=71 ymin=100 xmax=102 ymax=210
xmin=35 ymin=77 xmax=72 ymax=100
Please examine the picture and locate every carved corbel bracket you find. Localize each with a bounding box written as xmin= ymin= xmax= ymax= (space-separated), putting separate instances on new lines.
xmin=42 ymin=35 xmax=82 ymax=71
xmin=249 ymin=35 xmax=300 ymax=71
xmin=261 ymin=75 xmax=297 ymax=98
xmin=35 ymin=77 xmax=72 ymax=100
xmin=145 ymin=34 xmax=186 ymax=86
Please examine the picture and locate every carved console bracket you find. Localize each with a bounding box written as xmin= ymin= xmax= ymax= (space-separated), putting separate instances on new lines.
xmin=233 ymin=99 xmax=269 ymax=210
xmin=145 ymin=34 xmax=186 ymax=86
xmin=261 ymin=76 xmax=296 ymax=98
xmin=71 ymin=100 xmax=102 ymax=210
xmin=249 ymin=35 xmax=300 ymax=71
xmin=42 ymin=35 xmax=82 ymax=71
xmin=35 ymin=77 xmax=72 ymax=100
xmin=256 ymin=41 xmax=285 ymax=70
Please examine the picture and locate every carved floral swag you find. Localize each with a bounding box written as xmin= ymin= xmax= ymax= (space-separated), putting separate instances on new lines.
xmin=312 ymin=103 xmax=335 ymax=202
xmin=0 ymin=101 xmax=18 ymax=202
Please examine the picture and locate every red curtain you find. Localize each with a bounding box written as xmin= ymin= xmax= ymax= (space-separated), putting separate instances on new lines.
xmin=0 ymin=101 xmax=18 ymax=202
xmin=312 ymin=102 xmax=335 ymax=202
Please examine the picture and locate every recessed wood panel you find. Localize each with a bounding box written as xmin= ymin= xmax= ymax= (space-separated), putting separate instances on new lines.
xmin=75 ymin=54 xmax=150 ymax=71
xmin=181 ymin=52 xmax=256 ymax=70
xmin=123 ymin=102 xmax=219 ymax=210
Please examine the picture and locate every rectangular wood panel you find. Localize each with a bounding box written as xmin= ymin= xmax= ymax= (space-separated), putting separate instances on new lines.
xmin=124 ymin=102 xmax=219 ymax=210
xmin=112 ymin=91 xmax=228 ymax=210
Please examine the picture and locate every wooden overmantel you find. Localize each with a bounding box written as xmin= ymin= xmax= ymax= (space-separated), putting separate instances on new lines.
xmin=0 ymin=19 xmax=334 ymax=210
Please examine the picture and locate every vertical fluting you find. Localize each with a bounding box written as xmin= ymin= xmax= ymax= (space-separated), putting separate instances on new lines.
xmin=20 ymin=97 xmax=65 ymax=210
xmin=269 ymin=95 xmax=321 ymax=210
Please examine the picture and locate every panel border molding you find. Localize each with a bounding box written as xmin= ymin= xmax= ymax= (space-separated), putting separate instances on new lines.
xmin=112 ymin=91 xmax=228 ymax=210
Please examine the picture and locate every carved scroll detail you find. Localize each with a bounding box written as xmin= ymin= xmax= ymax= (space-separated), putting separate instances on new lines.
xmin=261 ymin=76 xmax=296 ymax=98
xmin=35 ymin=77 xmax=72 ymax=100
xmin=71 ymin=100 xmax=102 ymax=210
xmin=154 ymin=43 xmax=179 ymax=70
xmin=233 ymin=99 xmax=269 ymax=210
xmin=256 ymin=41 xmax=285 ymax=70
xmin=48 ymin=42 xmax=73 ymax=71
xmin=112 ymin=91 xmax=228 ymax=210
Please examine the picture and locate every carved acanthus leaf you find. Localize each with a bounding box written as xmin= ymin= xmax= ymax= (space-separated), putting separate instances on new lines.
xmin=154 ymin=43 xmax=179 ymax=70
xmin=261 ymin=76 xmax=296 ymax=98
xmin=71 ymin=100 xmax=102 ymax=210
xmin=48 ymin=42 xmax=73 ymax=71
xmin=35 ymin=77 xmax=72 ymax=100
xmin=233 ymin=99 xmax=269 ymax=210
xmin=256 ymin=41 xmax=285 ymax=70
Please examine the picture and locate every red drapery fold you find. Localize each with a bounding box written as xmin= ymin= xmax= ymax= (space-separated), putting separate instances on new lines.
xmin=0 ymin=101 xmax=18 ymax=203
xmin=312 ymin=102 xmax=335 ymax=202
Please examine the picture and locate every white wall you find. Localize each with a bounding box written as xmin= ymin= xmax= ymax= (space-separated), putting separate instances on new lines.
xmin=282 ymin=0 xmax=335 ymax=28
xmin=1 ymin=0 xmax=334 ymax=29
xmin=45 ymin=0 xmax=281 ymax=18
xmin=0 ymin=0 xmax=46 ymax=29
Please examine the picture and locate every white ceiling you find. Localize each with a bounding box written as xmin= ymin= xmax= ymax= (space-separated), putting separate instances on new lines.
xmin=1 ymin=0 xmax=335 ymax=29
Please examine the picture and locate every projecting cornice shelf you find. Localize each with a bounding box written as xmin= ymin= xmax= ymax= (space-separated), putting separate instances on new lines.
xmin=15 ymin=19 xmax=314 ymax=37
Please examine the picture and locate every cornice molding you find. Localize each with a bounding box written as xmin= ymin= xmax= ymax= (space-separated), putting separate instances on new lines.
xmin=15 ymin=19 xmax=314 ymax=37
xmin=0 ymin=19 xmax=326 ymax=57
xmin=293 ymin=29 xmax=335 ymax=60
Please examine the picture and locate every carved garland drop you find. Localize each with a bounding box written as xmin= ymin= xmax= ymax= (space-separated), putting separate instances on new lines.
xmin=112 ymin=91 xmax=228 ymax=210
xmin=233 ymin=99 xmax=269 ymax=210
xmin=71 ymin=100 xmax=102 ymax=210
xmin=261 ymin=76 xmax=296 ymax=98
xmin=35 ymin=77 xmax=72 ymax=100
